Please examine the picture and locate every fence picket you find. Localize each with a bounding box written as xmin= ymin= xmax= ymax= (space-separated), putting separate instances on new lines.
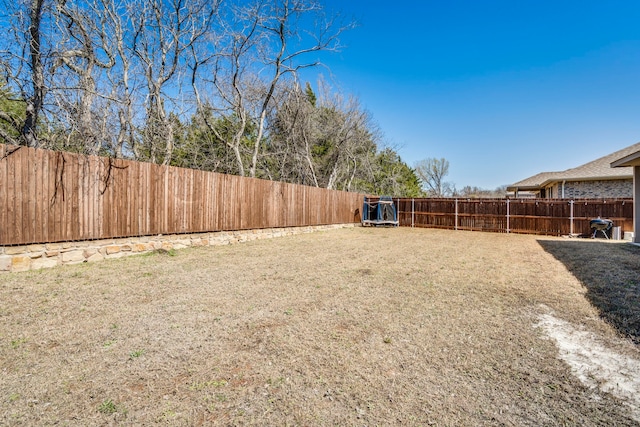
xmin=393 ymin=197 xmax=633 ymax=236
xmin=0 ymin=144 xmax=364 ymax=246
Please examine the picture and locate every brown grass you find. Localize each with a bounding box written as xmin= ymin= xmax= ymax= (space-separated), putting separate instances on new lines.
xmin=1 ymin=227 xmax=639 ymax=426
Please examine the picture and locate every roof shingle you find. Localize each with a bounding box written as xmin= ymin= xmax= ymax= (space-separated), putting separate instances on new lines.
xmin=508 ymin=142 xmax=640 ymax=190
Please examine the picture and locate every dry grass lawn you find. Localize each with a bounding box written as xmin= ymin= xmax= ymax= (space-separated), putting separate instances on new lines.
xmin=1 ymin=227 xmax=639 ymax=426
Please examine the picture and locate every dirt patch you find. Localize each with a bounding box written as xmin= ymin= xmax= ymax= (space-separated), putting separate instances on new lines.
xmin=1 ymin=227 xmax=639 ymax=425
xmin=538 ymin=239 xmax=640 ymax=343
xmin=537 ymin=305 xmax=640 ymax=421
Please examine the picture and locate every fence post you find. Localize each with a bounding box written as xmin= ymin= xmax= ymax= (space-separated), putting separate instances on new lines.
xmin=411 ymin=198 xmax=415 ymax=228
xmin=569 ymin=200 xmax=574 ymax=236
xmin=455 ymin=199 xmax=458 ymax=231
xmin=506 ymin=199 xmax=510 ymax=234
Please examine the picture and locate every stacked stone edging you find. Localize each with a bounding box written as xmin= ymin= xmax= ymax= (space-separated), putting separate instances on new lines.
xmin=0 ymin=224 xmax=356 ymax=273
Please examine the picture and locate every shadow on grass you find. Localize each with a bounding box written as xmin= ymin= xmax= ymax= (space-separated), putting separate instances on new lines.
xmin=538 ymin=239 xmax=640 ymax=345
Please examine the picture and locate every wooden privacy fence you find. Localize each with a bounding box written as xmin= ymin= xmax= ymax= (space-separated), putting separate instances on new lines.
xmin=0 ymin=144 xmax=364 ymax=246
xmin=391 ymin=197 xmax=634 ymax=236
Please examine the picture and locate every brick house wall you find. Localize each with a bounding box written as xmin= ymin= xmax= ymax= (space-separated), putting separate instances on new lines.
xmin=543 ymin=179 xmax=633 ymax=199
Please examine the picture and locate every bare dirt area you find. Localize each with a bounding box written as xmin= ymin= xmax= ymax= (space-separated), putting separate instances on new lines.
xmin=1 ymin=227 xmax=639 ymax=426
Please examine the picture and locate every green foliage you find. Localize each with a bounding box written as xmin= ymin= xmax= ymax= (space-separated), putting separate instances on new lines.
xmin=138 ymin=83 xmax=423 ymax=196
xmin=98 ymin=399 xmax=118 ymax=414
xmin=260 ymin=83 xmax=422 ymax=194
xmin=10 ymin=337 xmax=27 ymax=349
xmin=136 ymin=110 xmax=183 ymax=164
xmin=355 ymin=148 xmax=424 ymax=197
xmin=129 ymin=349 xmax=145 ymax=359
xmin=305 ymin=82 xmax=317 ymax=107
xmin=171 ymin=105 xmax=256 ymax=175
xmin=0 ymin=83 xmax=26 ymax=144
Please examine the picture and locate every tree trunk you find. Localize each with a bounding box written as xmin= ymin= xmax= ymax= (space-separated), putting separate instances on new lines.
xmin=22 ymin=0 xmax=45 ymax=148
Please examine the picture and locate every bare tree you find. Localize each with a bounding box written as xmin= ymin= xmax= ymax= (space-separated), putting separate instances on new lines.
xmin=51 ymin=0 xmax=117 ymax=154
xmin=415 ymin=157 xmax=454 ymax=197
xmin=203 ymin=1 xmax=262 ymax=176
xmin=267 ymin=78 xmax=378 ymax=191
xmin=198 ymin=0 xmax=351 ymax=177
xmin=247 ymin=0 xmax=348 ymax=178
xmin=22 ymin=0 xmax=46 ymax=147
xmin=0 ymin=0 xmax=361 ymax=184
xmin=0 ymin=0 xmax=49 ymax=146
xmin=1 ymin=0 xmax=129 ymax=153
xmin=456 ymin=184 xmax=507 ymax=198
xmin=101 ymin=0 xmax=137 ymax=158
xmin=266 ymin=81 xmax=320 ymax=185
xmin=130 ymin=0 xmax=217 ymax=165
xmin=321 ymin=95 xmax=375 ymax=191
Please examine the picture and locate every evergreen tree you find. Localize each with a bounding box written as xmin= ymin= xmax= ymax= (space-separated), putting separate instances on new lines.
xmin=305 ymin=82 xmax=317 ymax=107
xmin=355 ymin=148 xmax=424 ymax=197
xmin=0 ymin=83 xmax=26 ymax=145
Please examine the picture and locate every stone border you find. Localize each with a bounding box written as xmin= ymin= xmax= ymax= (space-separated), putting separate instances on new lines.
xmin=0 ymin=224 xmax=356 ymax=273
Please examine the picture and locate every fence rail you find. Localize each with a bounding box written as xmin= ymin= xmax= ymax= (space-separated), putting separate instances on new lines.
xmin=0 ymin=144 xmax=364 ymax=246
xmin=390 ymin=197 xmax=634 ymax=237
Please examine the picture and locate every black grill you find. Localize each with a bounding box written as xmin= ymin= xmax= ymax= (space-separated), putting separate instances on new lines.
xmin=590 ymin=217 xmax=613 ymax=239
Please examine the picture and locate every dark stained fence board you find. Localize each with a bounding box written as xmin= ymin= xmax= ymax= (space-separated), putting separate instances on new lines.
xmin=394 ymin=197 xmax=633 ymax=236
xmin=4 ymin=146 xmax=632 ymax=246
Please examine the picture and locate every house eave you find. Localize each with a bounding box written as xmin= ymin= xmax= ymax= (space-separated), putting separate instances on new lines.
xmin=506 ymin=185 xmax=542 ymax=192
xmin=554 ymin=175 xmax=633 ymax=182
xmin=611 ymin=151 xmax=640 ymax=168
xmin=507 ymin=175 xmax=633 ymax=192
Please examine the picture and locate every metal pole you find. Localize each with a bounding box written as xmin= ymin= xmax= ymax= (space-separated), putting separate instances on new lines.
xmin=570 ymin=200 xmax=574 ymax=236
xmin=455 ymin=199 xmax=458 ymax=231
xmin=411 ymin=198 xmax=415 ymax=228
xmin=506 ymin=198 xmax=510 ymax=234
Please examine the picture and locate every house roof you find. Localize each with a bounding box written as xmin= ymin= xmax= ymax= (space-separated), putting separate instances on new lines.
xmin=508 ymin=142 xmax=640 ymax=191
xmin=507 ymin=172 xmax=560 ymax=191
xmin=611 ymin=148 xmax=640 ymax=168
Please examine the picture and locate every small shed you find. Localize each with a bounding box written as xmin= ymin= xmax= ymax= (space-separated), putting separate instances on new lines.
xmin=611 ymin=150 xmax=640 ymax=243
xmin=362 ymin=196 xmax=399 ymax=226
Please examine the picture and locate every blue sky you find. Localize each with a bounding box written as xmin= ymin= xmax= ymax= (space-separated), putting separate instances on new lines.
xmin=305 ymin=1 xmax=640 ymax=189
